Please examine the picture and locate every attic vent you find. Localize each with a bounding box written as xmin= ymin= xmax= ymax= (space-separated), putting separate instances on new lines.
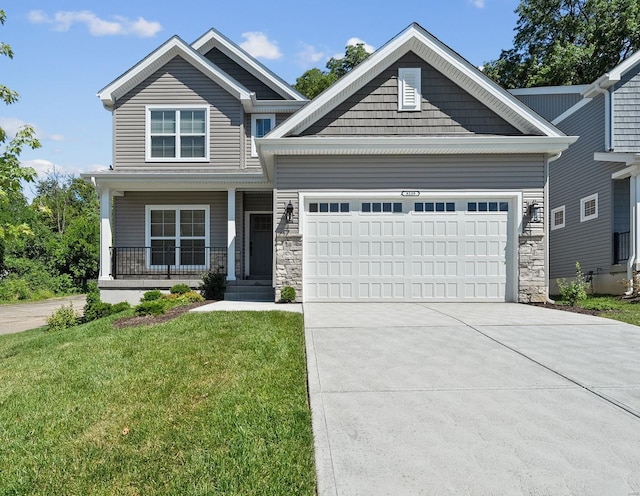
xmin=398 ymin=68 xmax=421 ymax=112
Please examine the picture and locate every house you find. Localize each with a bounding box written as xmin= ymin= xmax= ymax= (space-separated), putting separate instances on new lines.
xmin=511 ymin=52 xmax=640 ymax=294
xmin=86 ymin=23 xmax=576 ymax=304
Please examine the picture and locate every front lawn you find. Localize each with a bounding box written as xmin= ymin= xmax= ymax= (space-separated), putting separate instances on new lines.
xmin=0 ymin=311 xmax=315 ymax=495
xmin=552 ymin=295 xmax=640 ymax=326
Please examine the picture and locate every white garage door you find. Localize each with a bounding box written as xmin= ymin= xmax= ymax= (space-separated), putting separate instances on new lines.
xmin=304 ymin=198 xmax=513 ymax=302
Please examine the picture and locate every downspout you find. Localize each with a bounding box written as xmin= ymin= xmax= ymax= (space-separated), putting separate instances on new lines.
xmin=626 ymin=174 xmax=637 ymax=295
xmin=592 ymin=81 xmax=612 ymax=151
xmin=545 ymin=152 xmax=563 ymax=304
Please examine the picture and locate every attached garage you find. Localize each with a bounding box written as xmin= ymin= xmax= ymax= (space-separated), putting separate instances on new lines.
xmin=303 ymin=196 xmax=518 ymax=302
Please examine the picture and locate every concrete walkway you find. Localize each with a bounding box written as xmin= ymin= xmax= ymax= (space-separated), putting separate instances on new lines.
xmin=191 ymin=300 xmax=303 ymax=313
xmin=0 ymin=295 xmax=86 ymax=335
xmin=305 ymin=302 xmax=640 ymax=496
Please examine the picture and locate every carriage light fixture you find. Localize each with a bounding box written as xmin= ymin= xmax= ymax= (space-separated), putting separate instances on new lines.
xmin=286 ymin=202 xmax=294 ymax=223
xmin=528 ymin=201 xmax=541 ymax=223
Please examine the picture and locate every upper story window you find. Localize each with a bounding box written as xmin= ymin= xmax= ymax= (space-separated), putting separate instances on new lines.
xmin=580 ymin=193 xmax=598 ymax=222
xmin=398 ymin=68 xmax=421 ymax=112
xmin=251 ymin=114 xmax=275 ymax=157
xmin=551 ymin=205 xmax=565 ymax=230
xmin=146 ymin=106 xmax=209 ymax=162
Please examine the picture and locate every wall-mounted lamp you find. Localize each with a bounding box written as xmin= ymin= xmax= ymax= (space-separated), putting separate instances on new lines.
xmin=528 ymin=201 xmax=542 ymax=223
xmin=285 ymin=202 xmax=294 ymax=223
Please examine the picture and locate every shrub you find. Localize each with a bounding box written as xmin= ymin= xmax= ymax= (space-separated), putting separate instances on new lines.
xmin=134 ymin=300 xmax=168 ymax=316
xmin=280 ymin=286 xmax=296 ymax=303
xmin=47 ymin=304 xmax=79 ymax=331
xmin=557 ymin=262 xmax=589 ymax=306
xmin=83 ymin=282 xmax=131 ymax=322
xmin=141 ymin=290 xmax=163 ymax=302
xmin=170 ymin=283 xmax=191 ymax=295
xmin=178 ymin=290 xmax=205 ymax=303
xmin=200 ymin=267 xmax=226 ymax=300
xmin=111 ymin=301 xmax=132 ymax=314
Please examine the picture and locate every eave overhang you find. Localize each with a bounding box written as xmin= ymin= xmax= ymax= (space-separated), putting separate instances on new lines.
xmin=257 ymin=135 xmax=578 ymax=180
xmin=582 ymin=51 xmax=640 ymax=98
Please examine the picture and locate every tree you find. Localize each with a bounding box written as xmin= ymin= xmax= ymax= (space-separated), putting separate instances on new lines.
xmin=482 ymin=0 xmax=640 ymax=88
xmin=0 ymin=9 xmax=41 ymax=240
xmin=294 ymin=43 xmax=371 ymax=98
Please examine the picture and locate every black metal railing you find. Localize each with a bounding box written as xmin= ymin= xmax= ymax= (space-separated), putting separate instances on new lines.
xmin=111 ymin=246 xmax=227 ymax=279
xmin=614 ymin=231 xmax=630 ymax=264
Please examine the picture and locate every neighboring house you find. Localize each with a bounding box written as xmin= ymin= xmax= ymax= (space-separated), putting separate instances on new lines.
xmin=511 ymin=51 xmax=640 ymax=294
xmin=86 ymin=23 xmax=575 ymax=304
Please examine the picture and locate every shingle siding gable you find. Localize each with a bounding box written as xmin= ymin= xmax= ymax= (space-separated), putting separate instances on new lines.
xmin=613 ymin=63 xmax=640 ymax=152
xmin=300 ymin=52 xmax=521 ymax=137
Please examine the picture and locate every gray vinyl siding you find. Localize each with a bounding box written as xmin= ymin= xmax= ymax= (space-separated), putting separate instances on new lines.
xmin=549 ymin=94 xmax=627 ymax=278
xmin=512 ymin=93 xmax=583 ymax=121
xmin=243 ymin=191 xmax=272 ymax=212
xmin=613 ymin=178 xmax=630 ymax=234
xmin=274 ymin=154 xmax=545 ymax=234
xmin=204 ymin=48 xmax=284 ymax=100
xmin=244 ymin=113 xmax=290 ymax=167
xmin=300 ymin=52 xmax=521 ymax=137
xmin=113 ymin=191 xmax=229 ymax=247
xmin=613 ymin=63 xmax=640 ymax=152
xmin=114 ymin=56 xmax=243 ymax=169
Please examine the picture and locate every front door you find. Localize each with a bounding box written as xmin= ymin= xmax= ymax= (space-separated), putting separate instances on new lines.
xmin=249 ymin=214 xmax=273 ymax=277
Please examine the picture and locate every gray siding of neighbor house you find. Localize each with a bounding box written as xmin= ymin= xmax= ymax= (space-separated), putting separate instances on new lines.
xmin=274 ymin=154 xmax=545 ymax=234
xmin=613 ymin=63 xmax=640 ymax=152
xmin=549 ymin=94 xmax=626 ymax=279
xmin=300 ymin=52 xmax=522 ymax=137
xmin=204 ymin=48 xmax=284 ymax=100
xmin=114 ymin=56 xmax=243 ymax=169
xmin=512 ymin=93 xmax=583 ymax=122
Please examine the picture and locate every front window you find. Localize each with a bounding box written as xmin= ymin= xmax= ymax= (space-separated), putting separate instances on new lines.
xmin=147 ymin=107 xmax=208 ymax=161
xmin=580 ymin=194 xmax=598 ymax=222
xmin=251 ymin=114 xmax=275 ymax=157
xmin=146 ymin=206 xmax=209 ymax=268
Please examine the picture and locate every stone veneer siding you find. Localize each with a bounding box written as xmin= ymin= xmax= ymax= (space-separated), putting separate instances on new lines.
xmin=518 ymin=234 xmax=546 ymax=303
xmin=275 ymin=234 xmax=302 ymax=302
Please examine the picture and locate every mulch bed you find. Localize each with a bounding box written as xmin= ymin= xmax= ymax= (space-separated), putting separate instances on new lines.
xmin=530 ymin=302 xmax=602 ymax=316
xmin=113 ymin=301 xmax=212 ymax=329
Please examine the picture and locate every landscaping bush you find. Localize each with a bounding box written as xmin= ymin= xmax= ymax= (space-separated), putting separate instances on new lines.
xmin=200 ymin=267 xmax=226 ymax=300
xmin=83 ymin=281 xmax=131 ymax=322
xmin=47 ymin=304 xmax=79 ymax=331
xmin=280 ymin=286 xmax=296 ymax=303
xmin=557 ymin=262 xmax=589 ymax=306
xmin=178 ymin=290 xmax=205 ymax=303
xmin=134 ymin=300 xmax=168 ymax=316
xmin=169 ymin=283 xmax=191 ymax=295
xmin=141 ymin=290 xmax=163 ymax=302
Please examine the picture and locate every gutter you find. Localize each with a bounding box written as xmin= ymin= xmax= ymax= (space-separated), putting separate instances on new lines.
xmin=627 ymin=175 xmax=637 ymax=295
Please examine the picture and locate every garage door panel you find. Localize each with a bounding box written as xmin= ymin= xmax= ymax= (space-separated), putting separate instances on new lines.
xmin=304 ymin=199 xmax=511 ymax=302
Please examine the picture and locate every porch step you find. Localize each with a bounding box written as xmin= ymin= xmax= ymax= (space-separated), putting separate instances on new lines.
xmin=224 ymin=280 xmax=275 ymax=302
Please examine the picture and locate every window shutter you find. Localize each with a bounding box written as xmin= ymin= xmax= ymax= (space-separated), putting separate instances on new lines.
xmin=398 ymin=68 xmax=421 ymax=111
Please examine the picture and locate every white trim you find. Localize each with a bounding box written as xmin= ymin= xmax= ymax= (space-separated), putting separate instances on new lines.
xmin=582 ymin=51 xmax=640 ymax=98
xmin=612 ymin=165 xmax=640 ymax=180
xmin=552 ymin=97 xmax=592 ymax=125
xmin=509 ymin=85 xmax=588 ymax=96
xmin=244 ymin=210 xmax=272 ymax=277
xmin=227 ymin=189 xmax=236 ymax=281
xmin=550 ymin=205 xmax=566 ymax=230
xmin=99 ymin=187 xmax=113 ymax=281
xmin=145 ymin=105 xmax=210 ymax=162
xmin=580 ymin=193 xmax=599 ymax=222
xmin=298 ymin=189 xmax=522 ymax=303
xmin=596 ymin=152 xmax=640 ymax=166
xmin=144 ymin=205 xmax=211 ymax=270
xmin=251 ymin=114 xmax=275 ymax=157
xmin=398 ymin=67 xmax=422 ymax=111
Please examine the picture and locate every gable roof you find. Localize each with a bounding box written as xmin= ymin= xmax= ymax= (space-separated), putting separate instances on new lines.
xmin=268 ymin=23 xmax=567 ymax=140
xmin=192 ymin=27 xmax=307 ymax=102
xmin=582 ymin=50 xmax=640 ymax=98
xmin=97 ymin=36 xmax=252 ymax=109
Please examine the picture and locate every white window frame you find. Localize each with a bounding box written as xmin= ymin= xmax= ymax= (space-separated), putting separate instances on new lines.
xmin=398 ymin=68 xmax=422 ymax=112
xmin=145 ymin=205 xmax=210 ymax=269
xmin=251 ymin=114 xmax=275 ymax=157
xmin=145 ymin=105 xmax=210 ymax=162
xmin=551 ymin=205 xmax=566 ymax=230
xmin=580 ymin=193 xmax=598 ymax=222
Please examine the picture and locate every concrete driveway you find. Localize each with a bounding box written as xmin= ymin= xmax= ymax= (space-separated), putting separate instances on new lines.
xmin=304 ymin=302 xmax=640 ymax=496
xmin=0 ymin=295 xmax=86 ymax=335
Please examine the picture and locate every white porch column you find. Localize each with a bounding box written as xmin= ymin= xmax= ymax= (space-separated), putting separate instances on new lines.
xmin=227 ymin=187 xmax=236 ymax=281
xmin=99 ymin=186 xmax=113 ymax=280
xmin=631 ymin=174 xmax=640 ymax=280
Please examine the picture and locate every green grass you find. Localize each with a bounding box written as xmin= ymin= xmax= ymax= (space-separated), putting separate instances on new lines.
xmin=0 ymin=311 xmax=315 ymax=495
xmin=554 ymin=295 xmax=640 ymax=326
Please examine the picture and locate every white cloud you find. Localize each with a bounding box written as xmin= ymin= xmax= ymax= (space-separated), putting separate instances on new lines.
xmin=27 ymin=10 xmax=161 ymax=38
xmin=469 ymin=0 xmax=485 ymax=8
xmin=0 ymin=117 xmax=65 ymax=143
xmin=295 ymin=43 xmax=326 ymax=67
xmin=345 ymin=37 xmax=375 ymax=53
xmin=239 ymin=32 xmax=282 ymax=60
xmin=22 ymin=159 xmax=107 ymax=180
xmin=48 ymin=134 xmax=65 ymax=142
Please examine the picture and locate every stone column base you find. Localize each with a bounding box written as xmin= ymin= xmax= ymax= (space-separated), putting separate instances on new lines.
xmin=275 ymin=234 xmax=303 ymax=302
xmin=519 ymin=234 xmax=546 ymax=303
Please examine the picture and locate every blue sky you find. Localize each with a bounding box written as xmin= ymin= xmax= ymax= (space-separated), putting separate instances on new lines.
xmin=1 ymin=0 xmax=520 ymax=197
